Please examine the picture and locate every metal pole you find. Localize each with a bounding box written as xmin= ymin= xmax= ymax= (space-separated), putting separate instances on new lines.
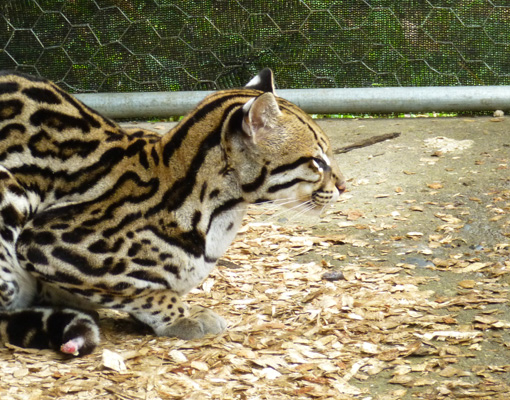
xmin=76 ymin=86 xmax=510 ymax=119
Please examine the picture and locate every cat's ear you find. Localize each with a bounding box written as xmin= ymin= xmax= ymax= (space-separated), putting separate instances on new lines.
xmin=241 ymin=92 xmax=281 ymax=144
xmin=245 ymin=68 xmax=276 ymax=94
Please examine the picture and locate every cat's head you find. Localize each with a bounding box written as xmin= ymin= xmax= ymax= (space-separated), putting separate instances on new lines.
xmin=231 ymin=69 xmax=345 ymax=214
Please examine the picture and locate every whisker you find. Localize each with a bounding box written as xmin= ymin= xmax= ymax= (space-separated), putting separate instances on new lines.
xmin=228 ymin=198 xmax=300 ymax=216
xmin=287 ymin=201 xmax=317 ymax=223
xmin=319 ymin=202 xmax=330 ymax=217
xmin=249 ymin=198 xmax=304 ymax=214
xmin=263 ymin=199 xmax=314 ymax=223
xmin=227 ymin=205 xmax=250 ymax=214
xmin=258 ymin=197 xmax=300 ymax=205
xmin=230 ymin=194 xmax=327 ymax=225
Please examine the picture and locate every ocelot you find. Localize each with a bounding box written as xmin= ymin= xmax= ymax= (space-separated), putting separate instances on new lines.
xmin=0 ymin=69 xmax=345 ymax=356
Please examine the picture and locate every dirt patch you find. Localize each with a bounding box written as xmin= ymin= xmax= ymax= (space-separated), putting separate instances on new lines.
xmin=312 ymin=116 xmax=510 ymax=398
xmin=1 ymin=117 xmax=508 ymax=399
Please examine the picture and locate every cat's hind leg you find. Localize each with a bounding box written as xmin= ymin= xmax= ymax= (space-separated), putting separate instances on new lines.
xmin=0 ymin=166 xmax=35 ymax=309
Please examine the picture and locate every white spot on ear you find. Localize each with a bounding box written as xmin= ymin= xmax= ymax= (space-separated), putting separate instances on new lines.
xmin=242 ymin=97 xmax=255 ymax=112
xmin=246 ymin=75 xmax=261 ymax=88
xmin=323 ymin=154 xmax=331 ymax=166
xmin=318 ymin=150 xmax=331 ymax=167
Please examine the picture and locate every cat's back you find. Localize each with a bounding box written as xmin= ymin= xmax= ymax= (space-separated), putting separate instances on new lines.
xmin=0 ymin=71 xmax=126 ymax=157
xmin=0 ymin=72 xmax=162 ymax=209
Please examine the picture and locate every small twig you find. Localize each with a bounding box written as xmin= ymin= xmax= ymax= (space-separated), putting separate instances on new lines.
xmin=217 ymin=259 xmax=242 ymax=269
xmin=104 ymin=386 xmax=143 ymax=400
xmin=334 ymin=132 xmax=401 ymax=154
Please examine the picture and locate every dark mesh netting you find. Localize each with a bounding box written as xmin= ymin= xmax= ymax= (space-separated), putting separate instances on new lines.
xmin=1 ymin=0 xmax=509 ymax=92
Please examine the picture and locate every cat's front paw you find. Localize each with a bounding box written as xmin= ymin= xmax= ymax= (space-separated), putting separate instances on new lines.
xmin=163 ymin=307 xmax=227 ymax=340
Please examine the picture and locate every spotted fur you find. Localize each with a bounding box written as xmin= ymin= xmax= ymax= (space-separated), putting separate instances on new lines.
xmin=0 ymin=69 xmax=345 ymax=355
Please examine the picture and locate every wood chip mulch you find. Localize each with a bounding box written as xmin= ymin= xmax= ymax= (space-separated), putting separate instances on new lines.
xmin=1 ymin=207 xmax=509 ymax=400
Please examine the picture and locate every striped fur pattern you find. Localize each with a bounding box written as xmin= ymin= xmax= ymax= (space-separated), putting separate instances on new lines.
xmin=0 ymin=69 xmax=345 ymax=355
xmin=0 ymin=307 xmax=99 ymax=355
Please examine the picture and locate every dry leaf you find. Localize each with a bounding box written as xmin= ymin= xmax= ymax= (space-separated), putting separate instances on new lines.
xmin=458 ymin=280 xmax=476 ymax=289
xmin=412 ymin=378 xmax=436 ymax=387
xmin=347 ymin=210 xmax=364 ymax=221
xmin=439 ymin=366 xmax=461 ymax=377
xmin=388 ymin=375 xmax=414 ymax=386
xmin=393 ymin=365 xmax=412 ymax=376
xmin=377 ymin=349 xmax=400 ymax=361
xmin=457 ymin=262 xmax=490 ymax=273
xmin=492 ymin=320 xmax=510 ymax=328
xmin=102 ymin=349 xmax=127 ymax=372
xmin=191 ymin=361 xmax=209 ymax=371
xmin=427 ymin=182 xmax=443 ymax=189
xmin=407 ymin=231 xmax=423 ymax=237
xmin=13 ymin=368 xmax=29 ymax=378
xmin=257 ymin=367 xmax=281 ymax=380
xmin=169 ymin=349 xmax=188 ymax=363
xmin=360 ymin=342 xmax=379 ymax=355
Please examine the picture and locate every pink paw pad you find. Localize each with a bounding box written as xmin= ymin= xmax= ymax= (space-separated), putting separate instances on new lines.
xmin=60 ymin=337 xmax=84 ymax=356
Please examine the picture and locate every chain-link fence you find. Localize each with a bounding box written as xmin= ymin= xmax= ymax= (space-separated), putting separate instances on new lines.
xmin=1 ymin=1 xmax=509 ymax=93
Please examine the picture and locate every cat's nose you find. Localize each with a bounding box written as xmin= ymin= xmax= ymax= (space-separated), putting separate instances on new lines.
xmin=336 ymin=181 xmax=346 ymax=195
xmin=335 ymin=176 xmax=346 ymax=195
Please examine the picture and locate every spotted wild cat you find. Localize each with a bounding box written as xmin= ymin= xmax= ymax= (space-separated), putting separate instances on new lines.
xmin=0 ymin=69 xmax=345 ymax=355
